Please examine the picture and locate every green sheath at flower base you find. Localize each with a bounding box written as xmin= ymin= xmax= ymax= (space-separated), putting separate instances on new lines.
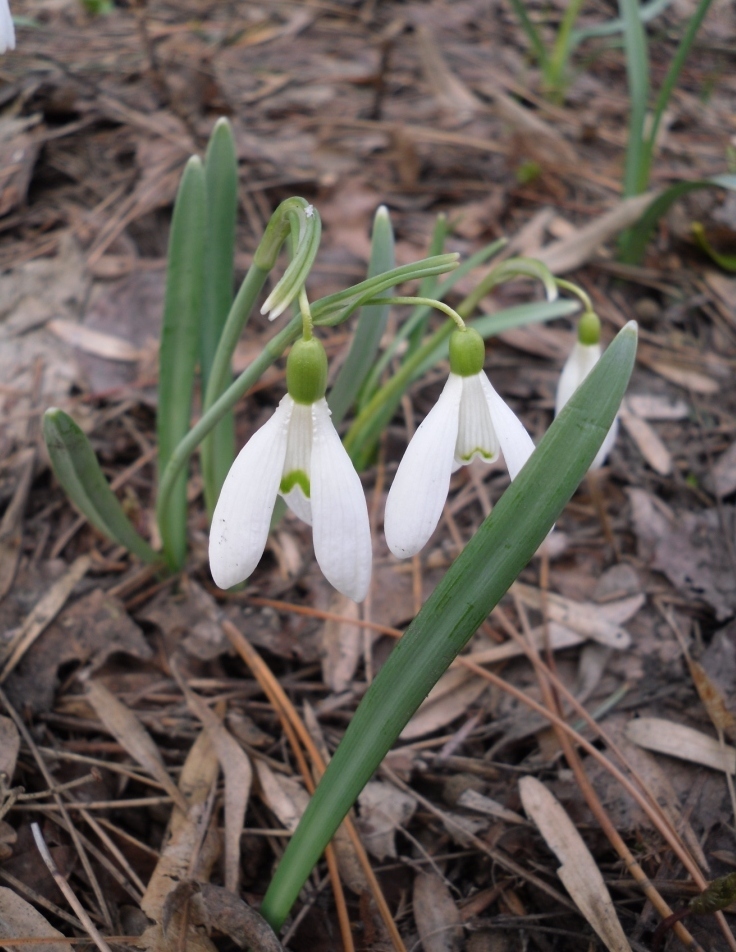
xmin=286 ymin=337 xmax=328 ymax=405
xmin=578 ymin=310 xmax=601 ymax=345
xmin=449 ymin=327 xmax=485 ymax=377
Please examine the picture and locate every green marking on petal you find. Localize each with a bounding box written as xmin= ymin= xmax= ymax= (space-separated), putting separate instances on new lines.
xmin=459 ymin=448 xmax=494 ymax=463
xmin=280 ymin=469 xmax=311 ymax=498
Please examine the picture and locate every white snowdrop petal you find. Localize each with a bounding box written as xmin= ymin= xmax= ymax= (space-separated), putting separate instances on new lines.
xmin=479 ymin=373 xmax=535 ymax=481
xmin=384 ymin=374 xmax=463 ymax=559
xmin=310 ymin=400 xmax=372 ymax=601
xmin=455 ymin=373 xmax=499 ymax=465
xmin=555 ymin=341 xmax=602 ymax=415
xmin=209 ymin=397 xmax=292 ymax=589
xmin=0 ymin=0 xmax=14 ymax=53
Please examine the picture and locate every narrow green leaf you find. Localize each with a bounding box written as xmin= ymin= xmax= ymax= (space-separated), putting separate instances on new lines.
xmin=201 ymin=119 xmax=238 ymax=391
xmin=508 ymin=0 xmax=549 ymax=69
xmin=328 ymin=206 xmax=395 ymax=425
xmin=44 ymin=409 xmax=158 ymax=564
xmin=621 ymin=174 xmax=736 ymax=263
xmin=570 ymin=0 xmax=672 ymax=45
xmin=261 ymin=322 xmax=638 ymax=931
xmin=201 ymin=119 xmax=238 ymax=519
xmin=619 ymin=0 xmax=650 ymax=197
xmin=157 ymin=155 xmax=207 ymax=570
xmin=692 ymin=221 xmax=736 ymax=272
xmin=639 ymin=0 xmax=714 ymax=191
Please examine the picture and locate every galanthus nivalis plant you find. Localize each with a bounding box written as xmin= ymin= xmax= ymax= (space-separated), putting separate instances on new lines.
xmin=0 ymin=0 xmax=14 ymax=52
xmin=209 ymin=305 xmax=372 ymax=601
xmin=555 ymin=309 xmax=619 ymax=469
xmin=384 ymin=321 xmax=535 ymax=558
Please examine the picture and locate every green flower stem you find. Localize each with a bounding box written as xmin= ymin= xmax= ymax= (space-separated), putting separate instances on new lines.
xmin=359 ymin=241 xmax=505 ymax=409
xmin=370 ymin=296 xmax=465 ymax=329
xmin=260 ymin=322 xmax=638 ymax=932
xmin=554 ymin=279 xmax=593 ymax=314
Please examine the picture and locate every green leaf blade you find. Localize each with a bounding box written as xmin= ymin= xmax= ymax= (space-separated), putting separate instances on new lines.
xmin=261 ymin=322 xmax=638 ymax=930
xmin=328 ymin=206 xmax=395 ymax=425
xmin=44 ymin=409 xmax=158 ymax=564
xmin=157 ymin=155 xmax=207 ymax=569
xmin=201 ymin=119 xmax=239 ymax=518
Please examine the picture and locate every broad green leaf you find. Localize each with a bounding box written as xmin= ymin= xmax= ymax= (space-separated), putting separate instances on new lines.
xmin=44 ymin=409 xmax=157 ymax=564
xmin=157 ymin=155 xmax=207 ymax=569
xmin=261 ymin=321 xmax=638 ymax=931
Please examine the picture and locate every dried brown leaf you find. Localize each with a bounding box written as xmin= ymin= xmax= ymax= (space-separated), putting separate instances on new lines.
xmin=174 ymin=664 xmax=252 ymax=893
xmin=0 ymin=886 xmax=68 ymax=952
xmin=86 ymin=679 xmax=188 ymax=813
xmin=519 ymin=777 xmax=632 ymax=952
xmin=625 ymin=717 xmax=736 ymax=773
xmin=413 ymin=872 xmax=463 ymax=952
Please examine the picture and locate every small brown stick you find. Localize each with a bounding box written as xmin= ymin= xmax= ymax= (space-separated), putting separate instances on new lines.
xmin=31 ymin=823 xmax=114 ymax=952
xmin=224 ymin=621 xmax=407 ymax=952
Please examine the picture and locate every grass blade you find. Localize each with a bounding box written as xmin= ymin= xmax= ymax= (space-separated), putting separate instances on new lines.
xmin=261 ymin=321 xmax=638 ymax=930
xmin=157 ymin=155 xmax=207 ymax=569
xmin=329 ymin=206 xmax=395 ymax=425
xmin=44 ymin=409 xmax=158 ymax=564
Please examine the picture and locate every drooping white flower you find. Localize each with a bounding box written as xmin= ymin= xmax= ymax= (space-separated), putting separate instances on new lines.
xmin=209 ymin=338 xmax=372 ymax=601
xmin=555 ymin=312 xmax=618 ymax=470
xmin=384 ymin=327 xmax=535 ymax=559
xmin=0 ymin=0 xmax=14 ymax=53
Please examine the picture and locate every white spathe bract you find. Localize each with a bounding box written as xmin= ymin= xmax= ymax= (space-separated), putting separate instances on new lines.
xmin=210 ymin=395 xmax=372 ymax=601
xmin=555 ymin=340 xmax=619 ymax=469
xmin=0 ymin=0 xmax=14 ymax=53
xmin=384 ymin=371 xmax=535 ymax=558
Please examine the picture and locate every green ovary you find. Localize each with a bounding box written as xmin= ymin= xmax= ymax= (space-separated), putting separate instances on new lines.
xmin=280 ymin=469 xmax=310 ymax=498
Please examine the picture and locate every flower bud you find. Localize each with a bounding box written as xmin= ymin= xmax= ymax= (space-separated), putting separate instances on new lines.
xmin=578 ymin=310 xmax=601 ymax=346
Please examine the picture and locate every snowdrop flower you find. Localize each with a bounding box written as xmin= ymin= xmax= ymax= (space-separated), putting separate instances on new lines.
xmin=384 ymin=326 xmax=535 ymax=558
xmin=210 ymin=336 xmax=372 ymax=601
xmin=555 ymin=311 xmax=619 ymax=470
xmin=0 ymin=0 xmax=14 ymax=53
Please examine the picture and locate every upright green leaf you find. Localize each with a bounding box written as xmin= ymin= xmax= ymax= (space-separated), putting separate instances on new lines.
xmin=619 ymin=0 xmax=650 ymax=197
xmin=329 ymin=206 xmax=395 ymax=425
xmin=44 ymin=409 xmax=157 ymax=564
xmin=261 ymin=322 xmax=638 ymax=931
xmin=201 ymin=119 xmax=238 ymax=518
xmin=157 ymin=155 xmax=207 ymax=569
